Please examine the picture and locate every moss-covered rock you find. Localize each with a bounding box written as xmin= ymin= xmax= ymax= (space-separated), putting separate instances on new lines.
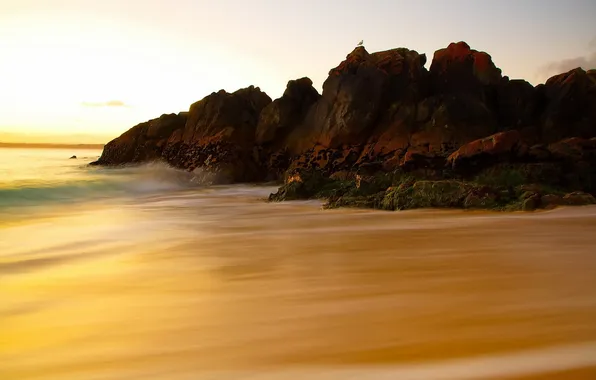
xmin=541 ymin=194 xmax=564 ymax=209
xmin=464 ymin=192 xmax=498 ymax=209
xmin=268 ymin=170 xmax=335 ymax=201
xmin=562 ymin=192 xmax=596 ymax=206
xmin=522 ymin=194 xmax=540 ymax=211
xmin=269 ymin=166 xmax=596 ymax=212
xmin=381 ymin=180 xmax=475 ymax=210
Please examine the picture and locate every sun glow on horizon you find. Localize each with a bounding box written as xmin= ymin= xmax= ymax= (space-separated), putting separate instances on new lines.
xmin=0 ymin=7 xmax=291 ymax=142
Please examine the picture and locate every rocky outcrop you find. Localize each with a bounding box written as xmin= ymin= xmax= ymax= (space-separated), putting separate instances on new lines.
xmin=93 ymin=113 xmax=188 ymax=165
xmin=161 ymin=86 xmax=271 ymax=182
xmin=447 ymin=130 xmax=526 ymax=172
xmin=291 ymin=46 xmax=428 ymax=153
xmin=429 ymin=41 xmax=502 ymax=96
xmin=256 ymin=78 xmax=320 ymax=147
xmin=94 ymin=87 xmax=271 ymax=182
xmin=93 ymin=41 xmax=596 ymax=209
xmin=255 ymin=78 xmax=320 ymax=179
xmin=541 ymin=68 xmax=596 ymax=142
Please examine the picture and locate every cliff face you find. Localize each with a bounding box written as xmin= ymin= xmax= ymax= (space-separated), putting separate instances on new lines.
xmin=94 ymin=41 xmax=596 ymax=190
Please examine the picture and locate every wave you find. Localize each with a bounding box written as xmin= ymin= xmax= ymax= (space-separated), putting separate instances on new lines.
xmin=0 ymin=162 xmax=217 ymax=209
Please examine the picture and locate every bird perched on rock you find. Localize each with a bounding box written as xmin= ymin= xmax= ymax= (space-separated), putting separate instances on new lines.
xmin=357 ymin=40 xmax=364 ymax=47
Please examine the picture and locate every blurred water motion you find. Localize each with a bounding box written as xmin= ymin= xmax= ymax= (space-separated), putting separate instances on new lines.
xmin=2 ymin=185 xmax=596 ymax=379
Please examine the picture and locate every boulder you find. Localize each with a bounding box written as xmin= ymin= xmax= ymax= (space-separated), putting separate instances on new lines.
xmin=562 ymin=192 xmax=596 ymax=206
xmin=540 ymin=68 xmax=596 ymax=142
xmin=547 ymin=137 xmax=596 ymax=161
xmin=522 ymin=194 xmax=540 ymax=211
xmin=447 ymin=130 xmax=526 ymax=171
xmin=429 ymin=41 xmax=502 ymax=97
xmin=541 ymin=194 xmax=564 ymax=209
xmin=495 ymin=79 xmax=543 ymax=133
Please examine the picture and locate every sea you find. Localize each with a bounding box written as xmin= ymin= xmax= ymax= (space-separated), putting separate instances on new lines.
xmin=2 ymin=147 xmax=596 ymax=380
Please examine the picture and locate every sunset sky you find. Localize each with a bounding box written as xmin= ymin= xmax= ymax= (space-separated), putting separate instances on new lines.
xmin=1 ymin=0 xmax=595 ymax=144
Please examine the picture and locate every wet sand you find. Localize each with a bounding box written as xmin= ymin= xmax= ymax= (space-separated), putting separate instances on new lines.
xmin=2 ymin=186 xmax=596 ymax=379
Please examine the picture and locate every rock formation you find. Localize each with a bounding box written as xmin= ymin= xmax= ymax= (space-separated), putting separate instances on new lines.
xmin=92 ymin=41 xmax=596 ymax=210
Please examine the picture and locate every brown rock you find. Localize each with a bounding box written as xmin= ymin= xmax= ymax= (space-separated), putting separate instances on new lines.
xmin=256 ymin=77 xmax=320 ymax=147
xmin=447 ymin=130 xmax=526 ymax=171
xmin=255 ymin=78 xmax=320 ymax=178
xmin=181 ymin=86 xmax=271 ymax=146
xmin=290 ymin=46 xmax=428 ymax=153
xmin=329 ymin=171 xmax=355 ymax=181
xmin=97 ymin=113 xmax=188 ymax=165
xmin=547 ymin=137 xmax=596 ymax=161
xmin=161 ymin=86 xmax=272 ymax=182
xmin=429 ymin=41 xmax=502 ymax=96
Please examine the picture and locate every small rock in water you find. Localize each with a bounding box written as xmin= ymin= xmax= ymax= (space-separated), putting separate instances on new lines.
xmin=69 ymin=155 xmax=77 ymax=159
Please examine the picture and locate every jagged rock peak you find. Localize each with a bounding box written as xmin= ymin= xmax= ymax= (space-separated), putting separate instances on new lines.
xmin=329 ymin=46 xmax=427 ymax=77
xmin=430 ymin=41 xmax=502 ymax=91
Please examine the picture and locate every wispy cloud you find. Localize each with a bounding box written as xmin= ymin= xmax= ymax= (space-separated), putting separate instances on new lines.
xmin=81 ymin=100 xmax=129 ymax=107
xmin=538 ymin=38 xmax=596 ymax=82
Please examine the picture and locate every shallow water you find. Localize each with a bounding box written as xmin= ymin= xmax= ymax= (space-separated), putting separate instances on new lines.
xmin=2 ymin=148 xmax=596 ymax=379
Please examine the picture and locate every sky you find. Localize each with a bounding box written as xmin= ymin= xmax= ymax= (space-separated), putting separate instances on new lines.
xmin=1 ymin=0 xmax=595 ymax=144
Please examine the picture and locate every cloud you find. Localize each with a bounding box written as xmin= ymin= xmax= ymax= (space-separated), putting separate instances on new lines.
xmin=541 ymin=52 xmax=596 ymax=75
xmin=537 ymin=38 xmax=596 ymax=82
xmin=81 ymin=100 xmax=129 ymax=107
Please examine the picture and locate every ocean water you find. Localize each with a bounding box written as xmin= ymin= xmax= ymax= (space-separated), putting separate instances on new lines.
xmin=2 ymin=148 xmax=596 ymax=380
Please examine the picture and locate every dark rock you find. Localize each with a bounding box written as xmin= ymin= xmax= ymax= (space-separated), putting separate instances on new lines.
xmin=495 ymin=79 xmax=543 ymax=134
xmin=541 ymin=68 xmax=596 ymax=142
xmin=97 ymin=113 xmax=188 ymax=165
xmin=541 ymin=194 xmax=564 ymax=209
xmin=522 ymin=194 xmax=540 ymax=211
xmin=293 ymin=46 xmax=428 ymax=151
xmin=256 ymin=78 xmax=320 ymax=147
xmin=69 ymin=155 xmax=77 ymax=159
xmin=429 ymin=41 xmax=502 ymax=97
xmin=255 ymin=78 xmax=320 ymax=178
xmin=562 ymin=192 xmax=596 ymax=206
xmin=162 ymin=87 xmax=271 ymax=182
xmin=408 ymin=93 xmax=498 ymax=157
xmin=547 ymin=137 xmax=596 ymax=161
